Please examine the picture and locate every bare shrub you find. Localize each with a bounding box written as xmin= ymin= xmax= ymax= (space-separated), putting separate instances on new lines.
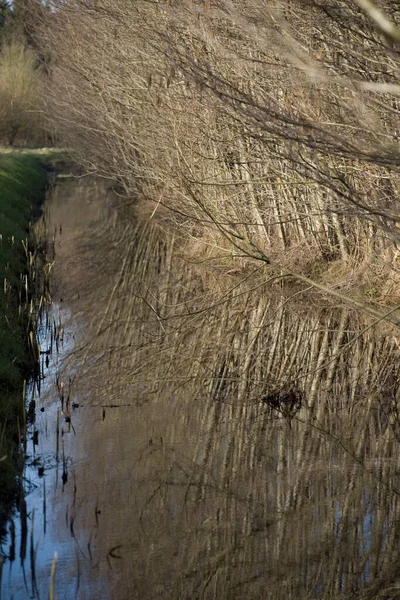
xmin=42 ymin=0 xmax=400 ymax=314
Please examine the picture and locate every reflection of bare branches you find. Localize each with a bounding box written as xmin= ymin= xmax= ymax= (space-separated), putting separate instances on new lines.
xmin=57 ymin=189 xmax=400 ymax=598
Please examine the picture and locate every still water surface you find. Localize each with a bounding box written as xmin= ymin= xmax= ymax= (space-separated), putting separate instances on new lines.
xmin=3 ymin=178 xmax=400 ymax=599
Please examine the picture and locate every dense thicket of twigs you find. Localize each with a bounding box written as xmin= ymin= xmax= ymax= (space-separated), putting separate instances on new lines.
xmin=42 ymin=1 xmax=400 ymax=306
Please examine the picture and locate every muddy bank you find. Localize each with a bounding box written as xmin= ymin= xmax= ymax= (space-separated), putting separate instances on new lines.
xmin=4 ymin=176 xmax=400 ymax=599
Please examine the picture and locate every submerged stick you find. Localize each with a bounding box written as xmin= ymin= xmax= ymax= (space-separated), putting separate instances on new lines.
xmin=22 ymin=380 xmax=26 ymax=452
xmin=56 ymin=409 xmax=60 ymax=462
xmin=49 ymin=552 xmax=57 ymax=600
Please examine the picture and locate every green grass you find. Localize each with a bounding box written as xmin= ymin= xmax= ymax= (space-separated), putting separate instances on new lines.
xmin=0 ymin=154 xmax=47 ymax=389
xmin=0 ymin=152 xmax=49 ymax=537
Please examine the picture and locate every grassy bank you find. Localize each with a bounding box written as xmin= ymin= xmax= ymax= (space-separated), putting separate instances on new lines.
xmin=0 ymin=152 xmax=49 ymax=535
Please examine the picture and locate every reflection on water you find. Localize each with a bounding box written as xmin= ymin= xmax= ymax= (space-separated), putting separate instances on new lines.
xmin=3 ymin=178 xmax=400 ymax=599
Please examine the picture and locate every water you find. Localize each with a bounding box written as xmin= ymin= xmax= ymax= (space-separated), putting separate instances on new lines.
xmin=3 ymin=177 xmax=400 ymax=599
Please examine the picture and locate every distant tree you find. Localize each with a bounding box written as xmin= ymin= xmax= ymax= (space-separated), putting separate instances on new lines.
xmin=0 ymin=1 xmax=11 ymax=27
xmin=11 ymin=0 xmax=34 ymax=44
xmin=0 ymin=0 xmax=12 ymax=43
xmin=0 ymin=0 xmax=46 ymax=48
